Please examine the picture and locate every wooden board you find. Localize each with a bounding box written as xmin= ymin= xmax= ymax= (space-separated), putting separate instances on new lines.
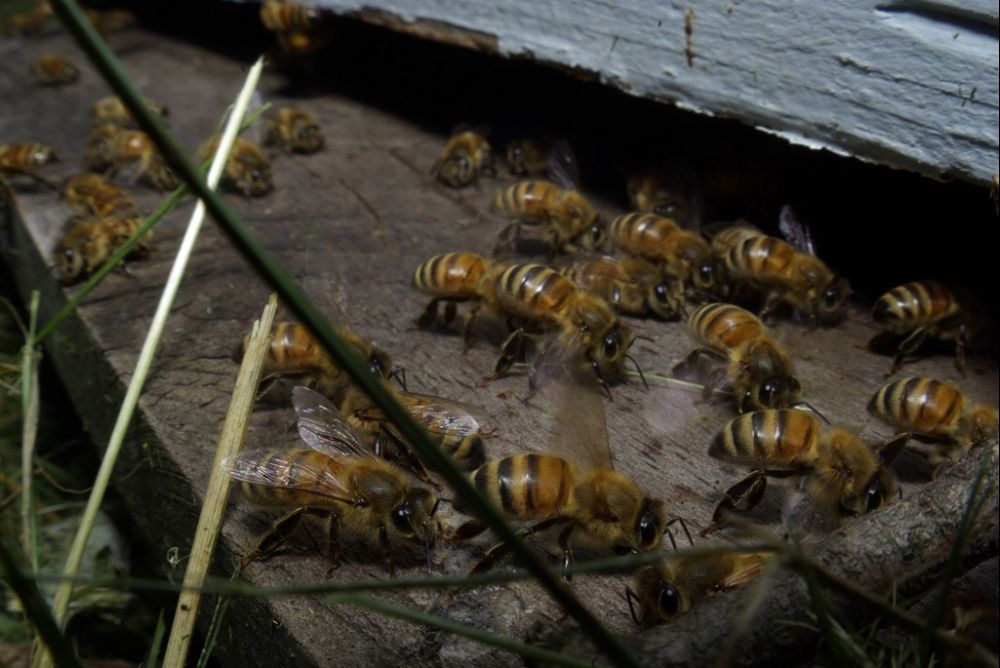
xmin=1 ymin=25 xmax=997 ymax=668
xmin=276 ymin=0 xmax=1000 ymax=186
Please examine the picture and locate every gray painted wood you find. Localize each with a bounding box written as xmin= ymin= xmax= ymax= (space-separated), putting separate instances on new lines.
xmin=293 ymin=0 xmax=999 ymax=185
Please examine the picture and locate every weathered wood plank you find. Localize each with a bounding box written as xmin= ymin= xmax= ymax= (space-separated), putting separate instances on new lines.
xmin=1 ymin=24 xmax=997 ymax=668
xmin=285 ymin=0 xmax=1000 ymax=185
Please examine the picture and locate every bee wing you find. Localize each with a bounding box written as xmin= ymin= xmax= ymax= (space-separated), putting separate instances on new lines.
xmin=221 ymin=448 xmax=354 ymax=502
xmin=781 ymin=476 xmax=841 ymax=537
xmin=546 ymin=139 xmax=580 ymax=191
xmin=292 ymin=385 xmax=372 ymax=458
xmin=398 ymin=392 xmax=490 ymax=438
xmin=778 ymin=204 xmax=815 ymax=256
xmin=719 ymin=554 xmax=770 ymax=590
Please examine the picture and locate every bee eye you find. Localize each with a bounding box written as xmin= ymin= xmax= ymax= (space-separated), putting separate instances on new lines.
xmin=653 ymin=283 xmax=669 ymax=303
xmin=251 ymin=169 xmax=262 ymax=180
xmin=637 ymin=510 xmax=660 ymax=549
xmin=866 ymin=482 xmax=885 ymax=511
xmin=369 ymin=359 xmax=383 ymax=376
xmin=589 ymin=222 xmax=605 ymax=245
xmin=602 ymin=334 xmax=620 ymax=360
xmin=391 ymin=501 xmax=415 ymax=536
xmin=759 ymin=380 xmax=779 ymax=406
xmin=823 ymin=285 xmax=840 ymax=307
xmin=654 ymin=582 xmax=680 ymax=616
xmin=654 ymin=203 xmax=676 ymax=216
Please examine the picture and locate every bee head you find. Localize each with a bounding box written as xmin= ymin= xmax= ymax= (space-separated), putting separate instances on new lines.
xmin=55 ymin=244 xmax=84 ymax=283
xmin=755 ymin=376 xmax=801 ymax=410
xmin=33 ymin=145 xmax=58 ymax=167
xmin=294 ymin=123 xmax=324 ymax=153
xmin=969 ymin=406 xmax=1000 ymax=444
xmin=245 ymin=162 xmax=273 ymax=197
xmin=505 ymin=142 xmax=525 ymax=174
xmin=635 ymin=566 xmax=684 ymax=623
xmin=439 ymin=156 xmax=473 ymax=188
xmin=647 ymin=280 xmax=684 ymax=320
xmin=690 ymin=258 xmax=724 ymax=294
xmin=816 ymin=276 xmax=851 ymax=324
xmin=634 ymin=498 xmax=667 ymax=552
xmin=391 ymin=487 xmax=439 ymax=547
xmin=572 ymin=218 xmax=607 ymax=252
xmin=368 ymin=347 xmax=393 ymax=380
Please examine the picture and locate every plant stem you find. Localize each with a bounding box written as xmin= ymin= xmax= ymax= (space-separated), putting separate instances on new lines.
xmin=20 ymin=291 xmax=40 ymax=570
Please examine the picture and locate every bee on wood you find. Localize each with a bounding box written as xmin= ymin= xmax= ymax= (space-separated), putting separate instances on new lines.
xmin=609 ymin=212 xmax=722 ymax=296
xmin=452 ymin=362 xmax=669 ymax=574
xmin=259 ymin=0 xmax=328 ymax=55
xmin=54 ymin=215 xmax=150 ymax=284
xmin=627 ymin=550 xmax=770 ymax=625
xmin=626 ymin=168 xmax=701 ymax=230
xmin=62 ymin=173 xmax=137 ymax=218
xmin=868 ymin=377 xmax=998 ymax=463
xmin=432 ymin=128 xmax=493 ymax=188
xmin=723 ymin=234 xmax=849 ymax=325
xmin=557 ymin=254 xmax=686 ymax=321
xmin=31 ymin=54 xmax=79 ymax=86
xmin=0 ymin=142 xmax=59 ymax=177
xmin=224 ymin=386 xmax=439 ymax=574
xmin=672 ymin=303 xmax=801 ymax=412
xmin=869 ymin=281 xmax=966 ymax=377
xmin=3 ymin=1 xmax=53 ymax=36
xmin=197 ymin=135 xmax=272 ymax=197
xmin=90 ymin=95 xmax=169 ymax=129
xmin=266 ymin=107 xmax=324 ymax=154
xmin=495 ymin=180 xmax=604 ymax=254
xmin=84 ymin=125 xmax=178 ymax=190
xmin=708 ymin=409 xmax=901 ymax=536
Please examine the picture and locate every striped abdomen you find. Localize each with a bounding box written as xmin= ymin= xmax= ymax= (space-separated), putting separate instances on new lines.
xmin=0 ymin=142 xmax=57 ymax=171
xmin=412 ymin=252 xmax=488 ymax=299
xmin=873 ymin=281 xmax=959 ymax=331
xmin=868 ymin=377 xmax=964 ymax=437
xmin=438 ymin=433 xmax=485 ymax=471
xmin=488 ymin=263 xmax=578 ymax=322
xmin=709 ymin=223 xmax=765 ymax=256
xmin=610 ymin=212 xmax=679 ymax=256
xmin=689 ymin=303 xmax=764 ymax=354
xmin=711 ymin=409 xmax=821 ymax=466
xmin=260 ymin=1 xmax=317 ymax=31
xmin=261 ymin=322 xmax=334 ymax=376
xmin=236 ymin=448 xmax=346 ymax=508
xmin=494 ymin=180 xmax=560 ymax=221
xmin=471 ymin=454 xmax=574 ymax=521
xmin=725 ymin=236 xmax=796 ymax=280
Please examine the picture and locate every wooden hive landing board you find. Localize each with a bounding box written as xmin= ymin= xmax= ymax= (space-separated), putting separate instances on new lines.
xmin=1 ymin=26 xmax=997 ymax=668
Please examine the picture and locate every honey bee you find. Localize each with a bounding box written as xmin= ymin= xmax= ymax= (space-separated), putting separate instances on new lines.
xmin=557 ymin=254 xmax=685 ymax=321
xmin=413 ymin=254 xmax=636 ymax=386
xmin=335 ymin=381 xmax=490 ymax=471
xmin=62 ymin=173 xmax=136 ymax=218
xmin=196 ymin=135 xmax=272 ymax=197
xmin=31 ymin=54 xmax=79 ymax=86
xmin=709 ymin=409 xmax=899 ymax=535
xmin=628 ymin=550 xmax=770 ymax=626
xmin=54 ymin=215 xmax=150 ymax=284
xmin=90 ymin=95 xmax=169 ymax=129
xmin=495 ymin=180 xmax=604 ymax=254
xmin=672 ymin=303 xmax=801 ymax=411
xmin=868 ymin=378 xmax=999 ymax=462
xmin=0 ymin=142 xmax=58 ymax=177
xmin=625 ymin=169 xmax=701 ymax=230
xmin=453 ymin=363 xmax=667 ymax=574
xmin=609 ymin=212 xmax=721 ymax=295
xmin=3 ymin=1 xmax=53 ymax=36
xmin=704 ymin=220 xmax=765 ymax=257
xmin=235 ymin=321 xmax=393 ymax=400
xmin=870 ymin=281 xmax=966 ymax=376
xmin=260 ymin=0 xmax=320 ymax=32
xmin=85 ymin=125 xmax=178 ymax=190
xmin=431 ymin=128 xmax=493 ymax=188
xmin=84 ymin=8 xmax=136 ymax=36
xmin=723 ymin=234 xmax=850 ymax=324
xmin=266 ymin=107 xmax=324 ymax=154
xmin=505 ymin=136 xmax=579 ymax=183
xmin=224 ymin=386 xmax=439 ymax=573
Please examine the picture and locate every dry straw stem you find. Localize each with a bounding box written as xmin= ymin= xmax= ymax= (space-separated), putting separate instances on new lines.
xmin=20 ymin=291 xmax=40 ymax=570
xmin=162 ymin=294 xmax=277 ymax=668
xmin=39 ymin=56 xmax=266 ymax=668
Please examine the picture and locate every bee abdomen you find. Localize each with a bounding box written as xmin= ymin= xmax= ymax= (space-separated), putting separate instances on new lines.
xmin=868 ymin=377 xmax=962 ymax=433
xmin=872 ymin=281 xmax=957 ymax=327
xmin=711 ymin=409 xmax=819 ymax=465
xmin=689 ymin=303 xmax=763 ymax=353
xmin=726 ymin=236 xmax=794 ymax=277
xmin=495 ymin=264 xmax=575 ymax=315
xmin=442 ymin=434 xmax=486 ymax=470
xmin=472 ymin=454 xmax=572 ymax=520
xmin=412 ymin=252 xmax=488 ymax=299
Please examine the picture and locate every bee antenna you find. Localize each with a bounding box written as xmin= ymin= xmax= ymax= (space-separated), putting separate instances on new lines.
xmin=665 ymin=516 xmax=693 ymax=547
xmin=623 ymin=586 xmax=643 ymax=626
xmin=625 ymin=354 xmax=648 ymax=390
xmin=633 ymin=335 xmax=656 ymax=345
xmin=793 ymin=401 xmax=829 ymax=424
xmin=390 ymin=366 xmax=408 ymax=390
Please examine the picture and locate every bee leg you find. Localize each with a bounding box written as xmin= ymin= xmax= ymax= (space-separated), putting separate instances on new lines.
xmin=378 ymin=524 xmax=396 ymax=576
xmin=665 ymin=516 xmax=694 ymax=548
xmin=243 ymin=507 xmax=309 ymax=567
xmin=442 ymin=301 xmax=458 ymax=328
xmin=462 ymin=303 xmax=481 ymax=352
xmin=955 ymin=322 xmax=967 ymax=375
xmin=490 ymin=328 xmax=525 ymax=380
xmin=888 ymin=327 xmax=930 ymax=377
xmin=758 ymin=293 xmax=781 ymax=325
xmin=324 ymin=515 xmax=342 ymax=578
xmin=703 ymin=471 xmax=768 ymax=535
xmin=557 ymin=524 xmax=575 ymax=580
xmin=469 ymin=516 xmax=570 ymax=575
xmin=449 ymin=519 xmax=488 ymax=541
xmin=624 ymin=586 xmax=645 ymax=626
xmin=417 ymin=298 xmax=440 ymax=329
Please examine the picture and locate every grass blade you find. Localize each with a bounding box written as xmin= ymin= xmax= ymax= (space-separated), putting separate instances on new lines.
xmin=195 ymin=565 xmax=243 ymax=668
xmin=143 ymin=610 xmax=167 ymax=668
xmin=20 ymin=291 xmax=41 ymax=570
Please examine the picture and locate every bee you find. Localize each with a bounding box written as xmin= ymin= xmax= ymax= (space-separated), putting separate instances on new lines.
xmin=413 ymin=254 xmax=635 ymax=386
xmin=453 ymin=362 xmax=668 ymax=574
xmin=31 ymin=54 xmax=79 ymax=86
xmin=868 ymin=378 xmax=999 ymax=462
xmin=0 ymin=142 xmax=59 ymax=176
xmin=63 ymin=173 xmax=136 ymax=218
xmin=625 ymin=169 xmax=701 ymax=230
xmin=197 ymin=135 xmax=272 ymax=197
xmin=266 ymin=107 xmax=324 ymax=154
xmin=3 ymin=1 xmax=52 ymax=36
xmin=495 ymin=180 xmax=604 ymax=254
xmin=628 ymin=551 xmax=770 ymax=626
xmin=505 ymin=136 xmax=579 ymax=183
xmin=723 ymin=234 xmax=850 ymax=324
xmin=235 ymin=321 xmax=393 ymax=400
xmin=431 ymin=128 xmax=493 ymax=188
xmin=557 ymin=254 xmax=685 ymax=321
xmin=260 ymin=0 xmax=320 ymax=32
xmin=672 ymin=303 xmax=801 ymax=412
xmin=704 ymin=220 xmax=765 ymax=257
xmin=90 ymin=95 xmax=169 ymax=129
xmin=709 ymin=409 xmax=899 ymax=535
xmin=54 ymin=215 xmax=150 ymax=284
xmin=84 ymin=8 xmax=136 ymax=36
xmin=870 ymin=281 xmax=966 ymax=376
xmin=609 ymin=212 xmax=721 ymax=295
xmin=224 ymin=386 xmax=439 ymax=574
xmin=335 ymin=382 xmax=490 ymax=471
xmin=85 ymin=125 xmax=178 ymax=190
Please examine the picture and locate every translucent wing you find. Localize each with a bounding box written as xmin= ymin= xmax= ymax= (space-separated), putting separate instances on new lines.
xmin=397 ymin=392 xmax=490 ymax=438
xmin=547 ymin=139 xmax=580 ymax=191
xmin=781 ymin=475 xmax=841 ymax=538
xmin=778 ymin=204 xmax=815 ymax=256
xmin=292 ymin=385 xmax=372 ymax=458
xmin=719 ymin=553 xmax=770 ymax=590
xmin=221 ymin=448 xmax=354 ymax=502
